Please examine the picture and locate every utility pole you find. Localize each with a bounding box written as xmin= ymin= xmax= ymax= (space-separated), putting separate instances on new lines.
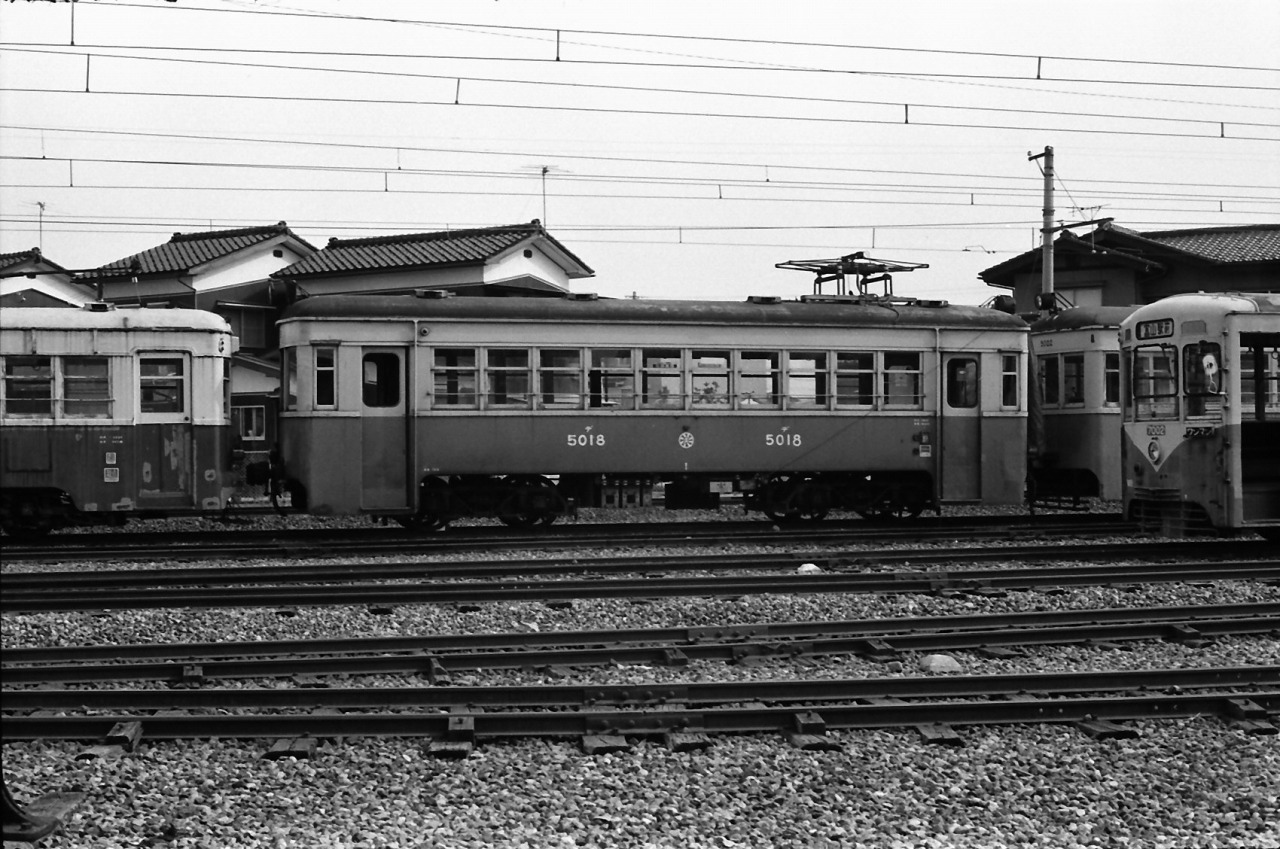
xmin=1028 ymin=146 xmax=1054 ymax=311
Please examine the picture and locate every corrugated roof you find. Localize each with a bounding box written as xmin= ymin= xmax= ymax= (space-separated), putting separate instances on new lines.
xmin=88 ymin=222 xmax=315 ymax=278
xmin=274 ymin=221 xmax=592 ymax=278
xmin=1134 ymin=225 xmax=1280 ymax=264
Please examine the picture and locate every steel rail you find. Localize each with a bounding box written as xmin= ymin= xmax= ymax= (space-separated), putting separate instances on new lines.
xmin=3 ymin=559 xmax=1279 ymax=613
xmin=3 ymin=539 xmax=1269 ymax=591
xmin=4 ymin=690 xmax=1276 ymax=742
xmin=4 ymin=605 xmax=1277 ymax=685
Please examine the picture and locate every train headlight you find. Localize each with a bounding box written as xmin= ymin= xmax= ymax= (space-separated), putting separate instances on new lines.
xmin=1147 ymin=441 xmax=1162 ymax=463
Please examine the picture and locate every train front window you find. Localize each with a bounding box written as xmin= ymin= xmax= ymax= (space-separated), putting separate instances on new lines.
xmin=140 ymin=357 xmax=186 ymax=414
xmin=486 ymin=349 xmax=530 ymax=408
xmin=433 ymin=348 xmax=477 ymax=408
xmin=834 ymin=352 xmax=874 ymax=407
xmin=314 ymin=347 xmax=337 ymax=409
xmin=738 ymin=351 xmax=779 ymax=408
xmin=641 ymin=349 xmax=682 ymax=409
xmin=691 ymin=351 xmax=730 ymax=408
xmin=883 ymin=352 xmax=922 ymax=409
xmin=590 ymin=349 xmax=635 ymax=409
xmin=539 ymin=349 xmax=583 ymax=408
xmin=787 ymin=352 xmax=827 ymax=409
xmin=63 ymin=357 xmax=111 ymax=418
xmin=1001 ymin=354 xmax=1020 ymax=408
xmin=1183 ymin=341 xmax=1223 ymax=418
xmin=2 ymin=356 xmax=52 ymax=417
xmin=1105 ymin=353 xmax=1120 ymax=406
xmin=1131 ymin=345 xmax=1178 ymax=420
xmin=1039 ymin=355 xmax=1060 ymax=406
xmin=1063 ymin=354 xmax=1084 ymax=405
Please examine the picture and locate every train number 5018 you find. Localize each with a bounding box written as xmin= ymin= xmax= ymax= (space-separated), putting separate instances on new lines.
xmin=567 ymin=433 xmax=606 ymax=447
xmin=765 ymin=433 xmax=802 ymax=447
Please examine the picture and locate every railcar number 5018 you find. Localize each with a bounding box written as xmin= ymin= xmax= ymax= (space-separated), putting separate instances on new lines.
xmin=765 ymin=432 xmax=802 ymax=447
xmin=567 ymin=432 xmax=606 ymax=447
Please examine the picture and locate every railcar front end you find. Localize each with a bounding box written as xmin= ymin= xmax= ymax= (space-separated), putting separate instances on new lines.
xmin=1120 ymin=292 xmax=1280 ymax=539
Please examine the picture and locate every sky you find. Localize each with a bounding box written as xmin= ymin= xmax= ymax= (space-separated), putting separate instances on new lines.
xmin=1 ymin=0 xmax=1277 ymax=305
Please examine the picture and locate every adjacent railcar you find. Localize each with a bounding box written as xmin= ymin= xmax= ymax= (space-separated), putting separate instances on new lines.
xmin=0 ymin=305 xmax=237 ymax=537
xmin=1120 ymin=292 xmax=1280 ymax=539
xmin=1028 ymin=305 xmax=1137 ymax=504
xmin=274 ymin=292 xmax=1028 ymax=527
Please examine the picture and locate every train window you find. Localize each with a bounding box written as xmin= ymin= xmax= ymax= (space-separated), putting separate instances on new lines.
xmin=2 ymin=356 xmax=53 ymax=417
xmin=540 ymin=349 xmax=583 ymax=408
xmin=1001 ymin=354 xmax=1019 ymax=408
xmin=485 ymin=349 xmax=530 ymax=408
xmin=1241 ymin=336 xmax=1280 ymax=421
xmin=691 ymin=350 xmax=730 ymax=408
xmin=282 ymin=348 xmax=298 ymax=411
xmin=1105 ymin=353 xmax=1120 ymax=406
xmin=590 ymin=349 xmax=635 ymax=409
xmin=140 ymin=357 xmax=186 ymax=414
xmin=433 ymin=348 xmax=477 ymax=408
xmin=362 ymin=353 xmax=400 ymax=408
xmin=738 ymin=351 xmax=780 ymax=408
xmin=834 ymin=352 xmax=874 ymax=407
xmin=62 ymin=357 xmax=111 ymax=418
xmin=1132 ymin=345 xmax=1179 ymax=420
xmin=883 ymin=352 xmax=922 ymax=409
xmin=1063 ymin=353 xmax=1085 ymax=405
xmin=787 ymin=352 xmax=827 ymax=409
xmin=1039 ymin=355 xmax=1060 ymax=406
xmin=234 ymin=406 xmax=267 ymax=440
xmin=1183 ymin=341 xmax=1223 ymax=418
xmin=315 ymin=346 xmax=337 ymax=409
xmin=641 ymin=349 xmax=682 ymax=409
xmin=945 ymin=358 xmax=978 ymax=408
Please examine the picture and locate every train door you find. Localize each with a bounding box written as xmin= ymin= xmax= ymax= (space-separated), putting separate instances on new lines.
xmin=136 ymin=352 xmax=196 ymax=509
xmin=359 ymin=347 xmax=410 ymax=510
xmin=1237 ymin=328 xmax=1280 ymax=524
xmin=940 ymin=353 xmax=982 ymax=500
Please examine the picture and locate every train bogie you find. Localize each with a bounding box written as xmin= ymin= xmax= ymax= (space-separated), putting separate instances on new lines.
xmin=1120 ymin=292 xmax=1280 ymax=539
xmin=0 ymin=305 xmax=237 ymax=537
xmin=276 ymin=293 xmax=1028 ymax=526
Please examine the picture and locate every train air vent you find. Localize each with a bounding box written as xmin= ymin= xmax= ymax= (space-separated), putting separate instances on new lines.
xmin=413 ymin=289 xmax=454 ymax=299
xmin=747 ymin=295 xmax=782 ymax=305
xmin=566 ymin=292 xmax=599 ymax=301
xmin=82 ymin=302 xmax=114 ymax=312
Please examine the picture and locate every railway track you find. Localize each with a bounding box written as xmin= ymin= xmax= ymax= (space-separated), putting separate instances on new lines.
xmin=5 ymin=602 xmax=1277 ymax=685
xmin=0 ymin=513 xmax=1135 ymax=564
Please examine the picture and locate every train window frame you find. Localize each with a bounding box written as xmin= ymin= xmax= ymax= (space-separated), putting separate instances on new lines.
xmin=1104 ymin=353 xmax=1121 ymax=407
xmin=738 ymin=351 xmax=780 ymax=409
xmin=641 ymin=348 xmax=683 ymax=409
xmin=691 ymin=350 xmax=731 ymax=409
xmin=281 ymin=348 xmax=298 ymax=412
xmin=589 ymin=348 xmax=635 ymax=410
xmin=945 ymin=357 xmax=979 ymax=409
xmin=883 ymin=351 xmax=923 ymax=410
xmin=61 ymin=356 xmax=112 ymax=419
xmin=539 ymin=348 xmax=584 ymax=409
xmin=786 ymin=351 xmax=828 ymax=410
xmin=1001 ymin=353 xmax=1020 ymax=409
xmin=314 ymin=346 xmax=338 ymax=410
xmin=1038 ymin=354 xmax=1060 ymax=407
xmin=485 ymin=348 xmax=531 ymax=409
xmin=138 ymin=354 xmax=188 ymax=419
xmin=2 ymin=355 xmax=54 ymax=418
xmin=1131 ymin=344 xmax=1179 ymax=421
xmin=1062 ymin=353 xmax=1085 ymax=406
xmin=432 ymin=347 xmax=478 ymax=409
xmin=1241 ymin=337 xmax=1280 ymax=422
xmin=361 ymin=352 xmax=401 ymax=409
xmin=834 ymin=351 xmax=875 ymax=408
xmin=234 ymin=405 xmax=267 ymax=441
xmin=1183 ymin=341 xmax=1223 ymax=419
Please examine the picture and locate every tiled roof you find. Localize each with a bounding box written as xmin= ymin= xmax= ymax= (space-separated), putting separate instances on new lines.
xmin=88 ymin=222 xmax=315 ymax=278
xmin=274 ymin=221 xmax=591 ymax=278
xmin=1126 ymin=225 xmax=1280 ymax=264
xmin=1 ymin=248 xmax=68 ymax=274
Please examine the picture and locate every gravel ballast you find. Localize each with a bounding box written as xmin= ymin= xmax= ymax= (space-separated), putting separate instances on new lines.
xmin=4 ymin=506 xmax=1279 ymax=847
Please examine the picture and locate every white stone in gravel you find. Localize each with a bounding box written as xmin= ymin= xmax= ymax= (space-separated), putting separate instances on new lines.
xmin=919 ymin=654 xmax=964 ymax=674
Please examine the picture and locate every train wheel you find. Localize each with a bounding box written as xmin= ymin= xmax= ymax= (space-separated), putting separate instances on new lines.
xmin=761 ymin=475 xmax=829 ymax=524
xmin=398 ymin=477 xmax=450 ymax=531
xmin=498 ymin=476 xmax=564 ymax=528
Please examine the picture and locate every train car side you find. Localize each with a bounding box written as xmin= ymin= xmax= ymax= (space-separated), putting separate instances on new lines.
xmin=0 ymin=305 xmax=237 ymax=537
xmin=1120 ymin=292 xmax=1280 ymax=539
xmin=275 ymin=294 xmax=1028 ymax=526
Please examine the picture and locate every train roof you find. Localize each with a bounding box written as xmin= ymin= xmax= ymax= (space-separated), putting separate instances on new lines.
xmin=0 ymin=305 xmax=232 ymax=333
xmin=1029 ymin=305 xmax=1139 ymax=332
xmin=280 ymin=294 xmax=1028 ymax=331
xmin=1122 ymin=292 xmax=1280 ymax=327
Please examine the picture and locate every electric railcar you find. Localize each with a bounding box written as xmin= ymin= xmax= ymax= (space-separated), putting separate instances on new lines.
xmin=1028 ymin=305 xmax=1138 ymax=505
xmin=0 ymin=304 xmax=237 ymax=538
xmin=273 ymin=292 xmax=1029 ymax=528
xmin=1120 ymin=292 xmax=1280 ymax=539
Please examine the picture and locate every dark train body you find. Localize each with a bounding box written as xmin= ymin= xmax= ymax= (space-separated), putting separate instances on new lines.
xmin=0 ymin=305 xmax=236 ymax=537
xmin=272 ymin=293 xmax=1029 ymax=527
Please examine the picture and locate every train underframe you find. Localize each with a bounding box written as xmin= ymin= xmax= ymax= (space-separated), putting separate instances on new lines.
xmin=350 ymin=469 xmax=939 ymax=531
